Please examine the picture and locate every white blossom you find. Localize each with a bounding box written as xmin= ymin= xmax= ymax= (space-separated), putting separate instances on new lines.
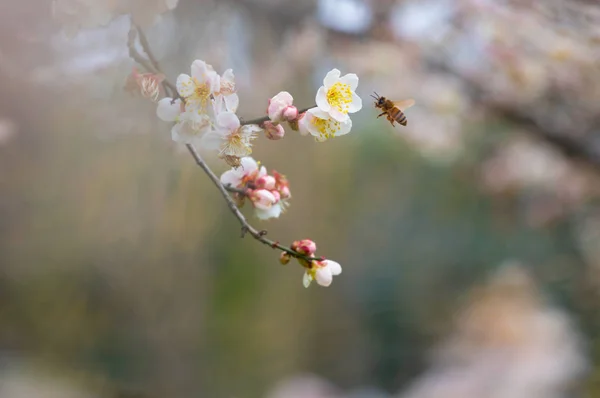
xmin=315 ymin=68 xmax=362 ymax=122
xmin=298 ymin=108 xmax=352 ymax=142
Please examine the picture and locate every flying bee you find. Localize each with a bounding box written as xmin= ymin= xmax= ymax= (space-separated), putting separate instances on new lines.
xmin=371 ymin=92 xmax=415 ymax=127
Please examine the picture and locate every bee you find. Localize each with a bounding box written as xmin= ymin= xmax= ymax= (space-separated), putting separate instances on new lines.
xmin=371 ymin=92 xmax=415 ymax=127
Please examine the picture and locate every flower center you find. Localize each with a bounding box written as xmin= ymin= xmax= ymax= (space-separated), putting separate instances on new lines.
xmin=312 ymin=116 xmax=341 ymax=141
xmin=191 ymin=77 xmax=211 ymax=108
xmin=221 ymin=81 xmax=235 ymax=95
xmin=220 ymin=128 xmax=256 ymax=157
xmin=326 ymin=82 xmax=353 ymax=114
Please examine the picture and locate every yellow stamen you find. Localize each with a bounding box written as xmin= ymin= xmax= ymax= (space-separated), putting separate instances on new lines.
xmin=189 ymin=77 xmax=211 ymax=109
xmin=312 ymin=116 xmax=341 ymax=141
xmin=326 ymin=82 xmax=353 ymax=114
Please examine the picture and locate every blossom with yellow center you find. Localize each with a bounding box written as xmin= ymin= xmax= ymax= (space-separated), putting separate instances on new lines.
xmin=156 ymin=97 xmax=212 ymax=145
xmin=298 ymin=108 xmax=352 ymax=142
xmin=176 ymin=60 xmax=220 ymax=111
xmin=303 ymin=259 xmax=342 ymax=288
xmin=201 ymin=111 xmax=261 ymax=158
xmin=315 ymin=68 xmax=362 ymax=122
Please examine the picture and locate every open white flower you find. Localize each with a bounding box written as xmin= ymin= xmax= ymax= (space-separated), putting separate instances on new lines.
xmin=214 ymin=68 xmax=239 ymax=113
xmin=201 ymin=112 xmax=259 ymax=157
xmin=315 ymin=68 xmax=362 ymax=122
xmin=220 ymin=157 xmax=266 ymax=188
xmin=298 ymin=107 xmax=352 ymax=142
xmin=156 ymin=97 xmax=211 ymax=144
xmin=303 ymin=260 xmax=342 ymax=288
xmin=176 ymin=60 xmax=220 ymax=111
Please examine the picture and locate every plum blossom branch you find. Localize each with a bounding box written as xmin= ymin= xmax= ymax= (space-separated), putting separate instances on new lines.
xmin=127 ymin=24 xmax=178 ymax=99
xmin=185 ymin=143 xmax=322 ymax=263
xmin=129 ymin=22 xmax=360 ymax=287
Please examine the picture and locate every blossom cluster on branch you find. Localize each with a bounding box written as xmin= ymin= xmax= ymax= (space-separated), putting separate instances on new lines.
xmin=126 ymin=46 xmax=364 ymax=287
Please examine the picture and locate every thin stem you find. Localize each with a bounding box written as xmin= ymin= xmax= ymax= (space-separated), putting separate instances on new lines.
xmin=128 ymin=24 xmax=179 ymax=99
xmin=135 ymin=24 xmax=178 ymax=99
xmin=241 ymin=106 xmax=315 ymax=126
xmin=127 ymin=26 xmax=326 ymax=265
xmin=185 ymin=144 xmax=322 ymax=263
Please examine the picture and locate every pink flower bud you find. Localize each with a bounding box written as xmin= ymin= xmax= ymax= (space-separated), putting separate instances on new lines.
xmin=292 ymin=239 xmax=317 ymax=256
xmin=267 ymin=91 xmax=294 ymax=123
xmin=282 ymin=106 xmax=299 ymax=122
xmin=279 ymin=186 xmax=291 ymax=199
xmin=263 ymin=121 xmax=285 ymax=140
xmin=271 ymin=190 xmax=281 ymax=203
xmin=251 ymin=189 xmax=276 ymax=210
xmin=256 ymin=175 xmax=276 ymax=190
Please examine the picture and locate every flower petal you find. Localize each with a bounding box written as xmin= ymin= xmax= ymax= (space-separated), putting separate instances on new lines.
xmin=217 ymin=111 xmax=241 ymax=131
xmin=339 ymin=73 xmax=359 ymax=91
xmin=190 ymin=60 xmax=210 ymax=80
xmin=325 ymin=260 xmax=342 ymax=275
xmin=323 ymin=68 xmax=341 ymax=88
xmin=329 ymin=107 xmax=349 ymax=123
xmin=303 ymin=272 xmax=312 ymax=288
xmin=315 ymin=86 xmax=331 ymax=112
xmin=315 ymin=267 xmax=333 ymax=287
xmin=176 ymin=74 xmax=194 ymax=98
xmin=220 ymin=169 xmax=243 ymax=187
xmin=199 ymin=130 xmax=224 ymax=150
xmin=224 ymin=93 xmax=239 ymax=113
xmin=156 ymin=98 xmax=181 ymax=122
xmin=221 ymin=68 xmax=235 ymax=85
xmin=348 ymin=92 xmax=362 ymax=113
xmin=255 ymin=203 xmax=282 ymax=219
xmin=239 ymin=157 xmax=258 ymax=172
xmin=335 ymin=119 xmax=352 ymax=137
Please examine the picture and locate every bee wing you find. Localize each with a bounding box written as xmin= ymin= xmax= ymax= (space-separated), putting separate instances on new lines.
xmin=392 ymin=99 xmax=415 ymax=111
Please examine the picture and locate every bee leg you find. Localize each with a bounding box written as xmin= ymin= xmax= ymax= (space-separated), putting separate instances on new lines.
xmin=377 ymin=112 xmax=386 ymax=118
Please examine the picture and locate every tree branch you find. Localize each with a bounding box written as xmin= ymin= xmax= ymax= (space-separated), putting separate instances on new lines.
xmin=129 ymin=20 xmax=324 ymax=264
xmin=185 ymin=144 xmax=322 ymax=262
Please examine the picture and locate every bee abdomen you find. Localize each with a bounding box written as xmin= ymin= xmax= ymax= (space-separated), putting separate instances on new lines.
xmin=391 ymin=109 xmax=407 ymax=126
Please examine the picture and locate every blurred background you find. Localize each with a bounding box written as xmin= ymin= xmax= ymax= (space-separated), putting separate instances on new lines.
xmin=1 ymin=0 xmax=600 ymax=397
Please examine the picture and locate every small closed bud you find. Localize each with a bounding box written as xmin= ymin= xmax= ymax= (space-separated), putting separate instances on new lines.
xmin=279 ymin=252 xmax=291 ymax=265
xmin=282 ymin=105 xmax=299 ymax=122
xmin=263 ymin=120 xmax=285 ymax=140
xmin=251 ymin=189 xmax=277 ymax=210
xmin=268 ymin=91 xmax=294 ymax=123
xmin=279 ymin=186 xmax=291 ymax=199
xmin=256 ymin=175 xmax=276 ymax=190
xmin=271 ymin=190 xmax=281 ymax=203
xmin=292 ymin=239 xmax=317 ymax=256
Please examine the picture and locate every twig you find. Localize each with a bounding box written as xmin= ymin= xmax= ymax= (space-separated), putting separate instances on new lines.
xmin=127 ymin=24 xmax=179 ymax=99
xmin=135 ymin=24 xmax=178 ymax=99
xmin=241 ymin=106 xmax=315 ymax=126
xmin=127 ymin=22 xmax=324 ymax=264
xmin=185 ymin=144 xmax=323 ymax=263
xmin=223 ymin=184 xmax=250 ymax=196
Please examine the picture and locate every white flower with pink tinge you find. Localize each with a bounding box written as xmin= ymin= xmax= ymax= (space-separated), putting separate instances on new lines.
xmin=214 ymin=69 xmax=239 ymax=114
xmin=303 ymin=260 xmax=342 ymax=288
xmin=220 ymin=157 xmax=266 ymax=188
xmin=176 ymin=60 xmax=220 ymax=112
xmin=268 ymin=91 xmax=298 ymax=123
xmin=156 ymin=97 xmax=212 ymax=144
xmin=315 ymin=68 xmax=362 ymax=122
xmin=201 ymin=112 xmax=260 ymax=158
